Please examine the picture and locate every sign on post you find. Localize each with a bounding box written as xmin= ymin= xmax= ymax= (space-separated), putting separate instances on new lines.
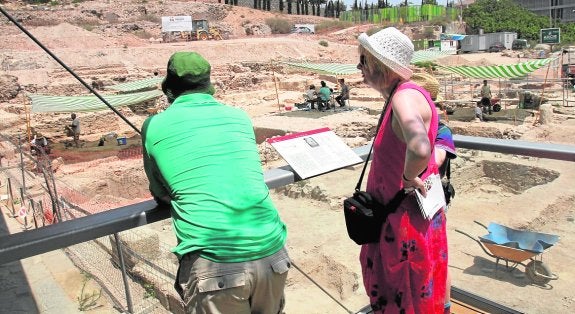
xmin=267 ymin=128 xmax=362 ymax=179
xmin=540 ymin=28 xmax=560 ymax=44
xmin=161 ymin=16 xmax=193 ymax=33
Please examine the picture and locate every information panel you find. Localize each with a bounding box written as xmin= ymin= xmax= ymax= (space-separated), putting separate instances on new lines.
xmin=267 ymin=127 xmax=363 ymax=179
xmin=540 ymin=28 xmax=560 ymax=44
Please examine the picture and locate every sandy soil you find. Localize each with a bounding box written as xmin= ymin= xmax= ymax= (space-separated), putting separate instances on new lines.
xmin=1 ymin=1 xmax=575 ymax=313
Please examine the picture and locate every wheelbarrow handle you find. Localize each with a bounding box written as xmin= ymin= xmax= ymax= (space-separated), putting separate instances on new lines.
xmin=454 ymin=229 xmax=480 ymax=244
xmin=455 ymin=228 xmax=498 ymax=259
xmin=473 ymin=220 xmax=489 ymax=230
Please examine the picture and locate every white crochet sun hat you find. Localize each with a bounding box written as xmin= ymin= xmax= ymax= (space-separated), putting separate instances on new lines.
xmin=358 ymin=27 xmax=414 ymax=80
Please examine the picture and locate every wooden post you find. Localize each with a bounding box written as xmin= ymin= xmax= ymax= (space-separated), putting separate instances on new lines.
xmin=18 ymin=134 xmax=26 ymax=194
xmin=533 ymin=60 xmax=553 ymax=126
xmin=7 ymin=177 xmax=15 ymax=217
xmin=271 ymin=59 xmax=281 ymax=112
xmin=20 ymin=187 xmax=29 ymax=229
xmin=29 ymin=199 xmax=38 ymax=229
xmin=39 ymin=199 xmax=45 ymax=226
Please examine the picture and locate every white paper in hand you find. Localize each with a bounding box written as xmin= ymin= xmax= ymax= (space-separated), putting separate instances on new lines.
xmin=414 ymin=173 xmax=446 ymax=220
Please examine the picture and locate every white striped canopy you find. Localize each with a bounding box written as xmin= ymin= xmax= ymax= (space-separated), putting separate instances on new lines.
xmin=106 ymin=77 xmax=164 ymax=92
xmin=29 ymin=90 xmax=163 ymax=113
xmin=437 ymin=58 xmax=554 ymax=79
xmin=411 ymin=49 xmax=452 ymax=63
xmin=283 ymin=62 xmax=360 ymax=75
xmin=284 ymin=51 xmax=451 ymax=75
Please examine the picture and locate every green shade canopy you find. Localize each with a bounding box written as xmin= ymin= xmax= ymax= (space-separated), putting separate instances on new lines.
xmin=284 ymin=51 xmax=451 ymax=76
xmin=29 ymin=90 xmax=163 ymax=113
xmin=283 ymin=62 xmax=360 ymax=75
xmin=437 ymin=58 xmax=554 ymax=79
xmin=411 ymin=49 xmax=453 ymax=63
xmin=106 ymin=77 xmax=164 ymax=92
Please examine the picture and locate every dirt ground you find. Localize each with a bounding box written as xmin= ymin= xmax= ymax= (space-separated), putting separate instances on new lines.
xmin=1 ymin=1 xmax=575 ymax=313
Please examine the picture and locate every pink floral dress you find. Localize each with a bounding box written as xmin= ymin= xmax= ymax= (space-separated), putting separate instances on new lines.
xmin=360 ymin=82 xmax=448 ymax=313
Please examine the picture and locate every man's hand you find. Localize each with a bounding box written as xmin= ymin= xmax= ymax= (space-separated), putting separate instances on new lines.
xmin=154 ymin=195 xmax=172 ymax=206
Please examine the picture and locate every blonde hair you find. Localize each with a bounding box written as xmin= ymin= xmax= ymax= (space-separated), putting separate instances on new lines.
xmin=359 ymin=46 xmax=400 ymax=80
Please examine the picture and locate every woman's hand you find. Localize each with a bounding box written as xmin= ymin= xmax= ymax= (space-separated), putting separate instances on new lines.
xmin=402 ymin=175 xmax=427 ymax=197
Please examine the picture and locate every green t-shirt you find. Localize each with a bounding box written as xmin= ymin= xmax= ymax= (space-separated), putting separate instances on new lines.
xmin=142 ymin=93 xmax=287 ymax=262
xmin=319 ymin=86 xmax=331 ymax=101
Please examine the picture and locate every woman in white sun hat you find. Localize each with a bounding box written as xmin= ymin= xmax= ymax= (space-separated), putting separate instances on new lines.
xmin=356 ymin=27 xmax=448 ymax=314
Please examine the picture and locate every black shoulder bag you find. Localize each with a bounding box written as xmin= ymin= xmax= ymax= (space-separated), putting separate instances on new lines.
xmin=343 ymin=85 xmax=407 ymax=245
xmin=442 ymin=158 xmax=456 ymax=205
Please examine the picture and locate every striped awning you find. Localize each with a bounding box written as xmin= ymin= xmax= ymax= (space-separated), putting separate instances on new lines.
xmin=440 ymin=34 xmax=466 ymax=41
xmin=437 ymin=58 xmax=554 ymax=79
xmin=411 ymin=49 xmax=453 ymax=64
xmin=106 ymin=77 xmax=164 ymax=92
xmin=29 ymin=90 xmax=163 ymax=113
xmin=283 ymin=62 xmax=360 ymax=75
xmin=285 ymin=52 xmax=450 ymax=75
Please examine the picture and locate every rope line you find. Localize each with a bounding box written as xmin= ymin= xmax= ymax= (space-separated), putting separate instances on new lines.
xmin=291 ymin=261 xmax=355 ymax=314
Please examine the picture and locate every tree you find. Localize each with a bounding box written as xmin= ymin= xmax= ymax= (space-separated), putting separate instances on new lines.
xmin=318 ymin=0 xmax=325 ymax=16
xmin=462 ymin=0 xmax=549 ymax=40
xmin=279 ymin=0 xmax=284 ymax=12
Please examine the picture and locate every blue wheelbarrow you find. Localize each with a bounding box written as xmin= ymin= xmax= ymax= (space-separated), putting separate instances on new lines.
xmin=456 ymin=221 xmax=559 ymax=285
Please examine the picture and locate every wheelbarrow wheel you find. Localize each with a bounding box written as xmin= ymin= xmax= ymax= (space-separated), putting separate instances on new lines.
xmin=526 ymin=260 xmax=552 ymax=285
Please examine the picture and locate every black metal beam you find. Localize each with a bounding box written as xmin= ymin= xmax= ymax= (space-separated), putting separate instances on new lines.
xmin=454 ymin=134 xmax=575 ymax=162
xmin=451 ymin=286 xmax=524 ymax=314
xmin=1 ymin=138 xmax=575 ymax=265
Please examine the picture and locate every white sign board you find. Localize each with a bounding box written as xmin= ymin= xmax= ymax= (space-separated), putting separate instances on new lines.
xmin=267 ymin=127 xmax=363 ymax=179
xmin=161 ymin=16 xmax=193 ymax=33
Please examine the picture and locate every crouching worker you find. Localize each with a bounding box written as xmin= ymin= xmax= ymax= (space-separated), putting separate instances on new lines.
xmin=141 ymin=51 xmax=290 ymax=313
xmin=30 ymin=132 xmax=50 ymax=155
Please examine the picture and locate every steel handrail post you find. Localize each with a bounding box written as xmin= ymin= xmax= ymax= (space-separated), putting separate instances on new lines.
xmin=114 ymin=233 xmax=134 ymax=313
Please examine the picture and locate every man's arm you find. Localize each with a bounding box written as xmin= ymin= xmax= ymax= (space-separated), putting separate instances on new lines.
xmin=141 ymin=120 xmax=172 ymax=205
xmin=343 ymin=85 xmax=349 ymax=98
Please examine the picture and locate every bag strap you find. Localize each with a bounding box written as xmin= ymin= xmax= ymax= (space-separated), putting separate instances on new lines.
xmin=355 ymin=83 xmax=399 ymax=192
xmin=445 ymin=157 xmax=451 ymax=181
xmin=387 ymin=189 xmax=408 ymax=210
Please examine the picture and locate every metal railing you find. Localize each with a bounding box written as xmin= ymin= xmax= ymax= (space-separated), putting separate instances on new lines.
xmin=1 ymin=135 xmax=574 ymax=313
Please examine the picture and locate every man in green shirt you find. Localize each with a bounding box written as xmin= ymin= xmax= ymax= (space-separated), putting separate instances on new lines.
xmin=318 ymin=80 xmax=332 ymax=111
xmin=142 ymin=52 xmax=289 ymax=313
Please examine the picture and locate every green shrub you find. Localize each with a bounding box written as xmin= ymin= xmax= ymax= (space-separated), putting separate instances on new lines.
xmin=134 ymin=30 xmax=153 ymax=39
xmin=423 ymin=26 xmax=435 ymax=39
xmin=265 ymin=17 xmax=291 ymax=34
xmin=24 ymin=18 xmax=61 ymax=27
xmin=366 ymin=26 xmax=385 ymax=36
xmin=138 ymin=14 xmax=160 ymax=23
xmin=319 ymin=40 xmax=328 ymax=47
xmin=315 ymin=20 xmax=353 ymax=33
xmin=413 ymin=61 xmax=437 ymax=71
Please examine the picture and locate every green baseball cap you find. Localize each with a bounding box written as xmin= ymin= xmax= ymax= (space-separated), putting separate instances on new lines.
xmin=161 ymin=52 xmax=215 ymax=101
